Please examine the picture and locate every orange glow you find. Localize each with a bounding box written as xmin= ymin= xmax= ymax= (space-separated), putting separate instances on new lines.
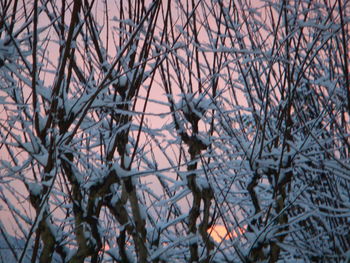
xmin=99 ymin=243 xmax=110 ymax=256
xmin=207 ymin=225 xmax=246 ymax=243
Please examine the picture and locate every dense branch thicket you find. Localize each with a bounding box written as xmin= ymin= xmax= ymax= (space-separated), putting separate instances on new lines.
xmin=0 ymin=0 xmax=349 ymax=262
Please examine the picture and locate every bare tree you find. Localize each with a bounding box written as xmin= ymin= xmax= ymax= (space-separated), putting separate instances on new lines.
xmin=0 ymin=0 xmax=349 ymax=262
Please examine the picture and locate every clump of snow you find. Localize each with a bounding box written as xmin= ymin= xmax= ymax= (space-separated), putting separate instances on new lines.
xmin=34 ymin=152 xmax=49 ymax=166
xmin=112 ymin=162 xmax=138 ymax=178
xmin=27 ymin=182 xmax=43 ymax=196
xmin=176 ymin=93 xmax=213 ymax=121
xmin=195 ymin=177 xmax=210 ymax=191
xmin=195 ymin=133 xmax=210 ymax=147
xmin=139 ymin=203 xmax=147 ymax=220
xmin=0 ymin=40 xmax=16 ymax=62
xmin=118 ymin=75 xmax=128 ymax=88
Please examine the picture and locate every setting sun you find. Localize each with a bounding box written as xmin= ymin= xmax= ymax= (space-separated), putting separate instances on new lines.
xmin=208 ymin=225 xmax=246 ymax=243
